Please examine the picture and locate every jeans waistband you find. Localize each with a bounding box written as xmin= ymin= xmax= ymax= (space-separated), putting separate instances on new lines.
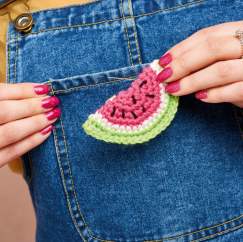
xmin=8 ymin=0 xmax=204 ymax=38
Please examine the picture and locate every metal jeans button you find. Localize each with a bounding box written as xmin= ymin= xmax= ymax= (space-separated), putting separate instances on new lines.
xmin=14 ymin=12 xmax=33 ymax=33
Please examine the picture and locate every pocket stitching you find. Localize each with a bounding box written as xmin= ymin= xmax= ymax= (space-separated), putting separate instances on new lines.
xmin=47 ymin=76 xmax=136 ymax=94
xmin=51 ymin=79 xmax=243 ymax=241
xmin=15 ymin=0 xmax=205 ymax=37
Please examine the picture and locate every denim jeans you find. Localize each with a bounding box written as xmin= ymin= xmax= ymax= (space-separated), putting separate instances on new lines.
xmin=7 ymin=0 xmax=243 ymax=241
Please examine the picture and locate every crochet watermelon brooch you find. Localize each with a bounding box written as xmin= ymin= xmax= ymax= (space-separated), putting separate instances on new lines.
xmin=82 ymin=60 xmax=179 ymax=144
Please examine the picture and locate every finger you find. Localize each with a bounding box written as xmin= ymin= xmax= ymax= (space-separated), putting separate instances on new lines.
xmin=0 ymin=125 xmax=53 ymax=168
xmin=0 ymin=96 xmax=60 ymax=124
xmin=158 ymin=36 xmax=242 ymax=84
xmin=0 ymin=108 xmax=61 ymax=148
xmin=194 ymin=81 xmax=243 ymax=103
xmin=164 ymin=59 xmax=243 ymax=96
xmin=162 ymin=21 xmax=243 ymax=65
xmin=0 ymin=83 xmax=50 ymax=101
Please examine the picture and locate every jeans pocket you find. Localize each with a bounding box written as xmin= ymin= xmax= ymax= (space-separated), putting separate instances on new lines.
xmin=46 ymin=64 xmax=243 ymax=242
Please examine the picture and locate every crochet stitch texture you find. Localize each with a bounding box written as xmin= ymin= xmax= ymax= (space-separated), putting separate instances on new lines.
xmin=83 ymin=60 xmax=179 ymax=144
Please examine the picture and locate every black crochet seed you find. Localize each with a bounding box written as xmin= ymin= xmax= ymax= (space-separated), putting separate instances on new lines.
xmin=132 ymin=95 xmax=137 ymax=104
xmin=111 ymin=107 xmax=116 ymax=117
xmin=145 ymin=94 xmax=155 ymax=98
xmin=139 ymin=80 xmax=147 ymax=88
xmin=131 ymin=111 xmax=137 ymax=119
xmin=122 ymin=109 xmax=125 ymax=118
xmin=142 ymin=105 xmax=146 ymax=112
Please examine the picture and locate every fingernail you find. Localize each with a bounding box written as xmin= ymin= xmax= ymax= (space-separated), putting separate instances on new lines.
xmin=165 ymin=80 xmax=180 ymax=93
xmin=159 ymin=53 xmax=172 ymax=67
xmin=45 ymin=108 xmax=61 ymax=121
xmin=42 ymin=96 xmax=60 ymax=109
xmin=40 ymin=125 xmax=54 ymax=135
xmin=156 ymin=67 xmax=173 ymax=82
xmin=34 ymin=84 xmax=50 ymax=95
xmin=195 ymin=90 xmax=208 ymax=100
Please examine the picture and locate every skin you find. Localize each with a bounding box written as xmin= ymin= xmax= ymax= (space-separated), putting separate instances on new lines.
xmin=0 ymin=83 xmax=60 ymax=168
xmin=162 ymin=21 xmax=243 ymax=108
xmin=0 ymin=0 xmax=94 ymax=170
xmin=1 ymin=21 xmax=242 ymax=168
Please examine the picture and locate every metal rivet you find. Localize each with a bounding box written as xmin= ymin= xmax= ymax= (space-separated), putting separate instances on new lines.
xmin=14 ymin=12 xmax=33 ymax=33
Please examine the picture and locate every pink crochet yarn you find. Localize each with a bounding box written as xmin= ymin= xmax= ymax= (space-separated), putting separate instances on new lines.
xmin=99 ymin=67 xmax=162 ymax=126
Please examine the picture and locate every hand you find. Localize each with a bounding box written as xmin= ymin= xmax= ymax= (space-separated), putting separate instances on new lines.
xmin=157 ymin=21 xmax=243 ymax=108
xmin=0 ymin=83 xmax=61 ymax=168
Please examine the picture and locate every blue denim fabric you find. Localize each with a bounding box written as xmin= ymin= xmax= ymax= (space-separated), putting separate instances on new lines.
xmin=6 ymin=0 xmax=243 ymax=241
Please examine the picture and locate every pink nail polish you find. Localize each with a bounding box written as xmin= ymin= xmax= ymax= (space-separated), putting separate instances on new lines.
xmin=42 ymin=96 xmax=60 ymax=109
xmin=40 ymin=125 xmax=54 ymax=135
xmin=195 ymin=90 xmax=208 ymax=100
xmin=34 ymin=84 xmax=50 ymax=95
xmin=165 ymin=80 xmax=180 ymax=93
xmin=159 ymin=53 xmax=172 ymax=67
xmin=156 ymin=67 xmax=173 ymax=82
xmin=45 ymin=108 xmax=61 ymax=121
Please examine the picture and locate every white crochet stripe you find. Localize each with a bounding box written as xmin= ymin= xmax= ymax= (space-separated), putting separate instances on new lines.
xmin=93 ymin=84 xmax=169 ymax=134
xmin=150 ymin=59 xmax=163 ymax=74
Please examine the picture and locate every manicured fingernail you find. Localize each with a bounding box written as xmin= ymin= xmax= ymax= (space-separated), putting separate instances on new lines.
xmin=40 ymin=125 xmax=54 ymax=135
xmin=165 ymin=80 xmax=180 ymax=93
xmin=42 ymin=96 xmax=60 ymax=109
xmin=34 ymin=84 xmax=50 ymax=95
xmin=45 ymin=108 xmax=61 ymax=121
xmin=195 ymin=90 xmax=208 ymax=100
xmin=156 ymin=67 xmax=173 ymax=82
xmin=159 ymin=53 xmax=172 ymax=67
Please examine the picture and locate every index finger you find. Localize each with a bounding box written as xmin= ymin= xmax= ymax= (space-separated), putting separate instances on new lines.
xmin=0 ymin=83 xmax=50 ymax=100
xmin=165 ymin=21 xmax=243 ymax=63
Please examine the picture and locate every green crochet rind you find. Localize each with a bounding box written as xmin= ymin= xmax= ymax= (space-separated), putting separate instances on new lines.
xmin=82 ymin=95 xmax=179 ymax=145
xmin=85 ymin=93 xmax=170 ymax=136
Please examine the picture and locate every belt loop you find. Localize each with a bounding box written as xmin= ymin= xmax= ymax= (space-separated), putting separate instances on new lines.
xmin=0 ymin=0 xmax=34 ymax=33
xmin=119 ymin=0 xmax=142 ymax=65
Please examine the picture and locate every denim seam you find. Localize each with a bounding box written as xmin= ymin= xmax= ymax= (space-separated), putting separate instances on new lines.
xmin=7 ymin=38 xmax=11 ymax=83
xmin=53 ymin=97 xmax=243 ymax=242
xmin=14 ymin=0 xmax=204 ymax=37
xmin=59 ymin=118 xmax=105 ymax=241
xmin=49 ymin=79 xmax=243 ymax=242
xmin=14 ymin=33 xmax=19 ymax=83
xmin=50 ymin=84 xmax=88 ymax=242
xmin=55 ymin=116 xmax=243 ymax=242
xmin=120 ymin=0 xmax=134 ymax=66
xmin=9 ymin=0 xmax=242 ymax=239
xmin=127 ymin=0 xmax=142 ymax=64
xmin=52 ymin=125 xmax=87 ymax=242
xmin=47 ymin=76 xmax=136 ymax=94
xmin=162 ymin=214 xmax=243 ymax=241
xmin=191 ymin=223 xmax=243 ymax=242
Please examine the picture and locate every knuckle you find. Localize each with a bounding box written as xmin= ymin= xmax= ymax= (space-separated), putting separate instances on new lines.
xmin=205 ymin=35 xmax=221 ymax=55
xmin=33 ymin=114 xmax=46 ymax=128
xmin=24 ymin=99 xmax=37 ymax=113
xmin=215 ymin=61 xmax=234 ymax=79
xmin=0 ymin=126 xmax=14 ymax=147
xmin=176 ymin=55 xmax=193 ymax=74
xmin=19 ymin=85 xmax=28 ymax=97
xmin=185 ymin=75 xmax=197 ymax=90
